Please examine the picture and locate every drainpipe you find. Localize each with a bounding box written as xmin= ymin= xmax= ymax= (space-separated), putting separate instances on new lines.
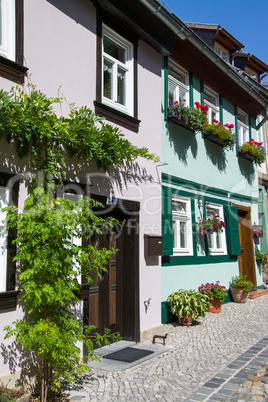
xmin=256 ymin=106 xmax=268 ymax=131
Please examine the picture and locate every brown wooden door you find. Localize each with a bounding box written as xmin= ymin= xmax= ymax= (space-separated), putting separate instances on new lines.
xmin=236 ymin=206 xmax=256 ymax=286
xmin=83 ymin=200 xmax=140 ymax=349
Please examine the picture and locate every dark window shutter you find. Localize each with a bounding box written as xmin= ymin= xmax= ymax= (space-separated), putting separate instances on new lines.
xmin=225 ymin=205 xmax=241 ymax=256
xmin=6 ymin=187 xmax=18 ymax=291
xmin=162 ymin=192 xmax=173 ymax=256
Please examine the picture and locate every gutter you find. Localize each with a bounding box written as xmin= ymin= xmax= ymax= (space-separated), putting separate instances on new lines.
xmin=138 ymin=0 xmax=268 ymax=111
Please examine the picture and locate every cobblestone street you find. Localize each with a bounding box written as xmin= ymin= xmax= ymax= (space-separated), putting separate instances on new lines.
xmin=67 ymin=295 xmax=268 ymax=401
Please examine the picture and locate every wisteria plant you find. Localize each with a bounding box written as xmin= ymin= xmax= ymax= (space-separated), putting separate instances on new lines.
xmin=198 ymin=281 xmax=228 ymax=302
xmin=196 ymin=215 xmax=225 ymax=235
xmin=238 ymin=139 xmax=266 ymax=166
xmin=168 ymin=100 xmax=208 ymax=132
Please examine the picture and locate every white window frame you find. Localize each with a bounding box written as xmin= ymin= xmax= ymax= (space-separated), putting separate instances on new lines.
xmin=214 ymin=42 xmax=229 ymax=63
xmin=0 ymin=0 xmax=15 ymax=61
xmin=172 ymin=195 xmax=193 ymax=256
xmin=0 ymin=187 xmax=9 ymax=292
xmin=237 ymin=109 xmax=249 ymax=146
xmin=206 ymin=202 xmax=227 ymax=256
xmin=204 ymin=86 xmax=219 ymax=123
xmin=102 ymin=24 xmax=134 ymax=116
xmin=168 ymin=62 xmax=189 ymax=106
xmin=256 ymin=114 xmax=264 ymax=144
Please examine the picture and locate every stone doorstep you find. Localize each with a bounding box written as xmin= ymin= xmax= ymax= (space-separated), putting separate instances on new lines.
xmin=248 ymin=289 xmax=268 ymax=299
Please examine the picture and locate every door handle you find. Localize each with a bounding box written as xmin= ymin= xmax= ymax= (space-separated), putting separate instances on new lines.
xmin=240 ymin=248 xmax=244 ymax=254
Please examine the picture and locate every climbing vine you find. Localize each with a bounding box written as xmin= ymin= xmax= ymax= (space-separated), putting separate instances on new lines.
xmin=1 ymin=84 xmax=158 ymax=401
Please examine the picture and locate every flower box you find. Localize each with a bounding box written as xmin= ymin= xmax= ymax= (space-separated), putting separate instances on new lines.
xmin=203 ymin=121 xmax=236 ymax=150
xmin=238 ymin=152 xmax=256 ymax=162
xmin=238 ymin=140 xmax=266 ymax=165
xmin=168 ymin=117 xmax=199 ymax=133
xmin=205 ymin=133 xmax=225 ymax=147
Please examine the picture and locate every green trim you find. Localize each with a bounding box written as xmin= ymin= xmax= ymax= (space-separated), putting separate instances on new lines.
xmin=189 ymin=72 xmax=194 ymax=107
xmin=219 ymin=95 xmax=223 ymax=123
xmin=249 ymin=115 xmax=252 ymax=140
xmin=235 ymin=105 xmax=238 ymax=155
xmin=163 ymin=56 xmax=169 ymax=120
xmin=162 ymin=173 xmax=258 ymax=203
xmin=200 ymin=80 xmax=204 ymax=104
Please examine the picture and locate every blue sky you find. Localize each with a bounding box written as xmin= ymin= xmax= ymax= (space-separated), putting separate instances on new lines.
xmin=164 ymin=0 xmax=268 ymax=66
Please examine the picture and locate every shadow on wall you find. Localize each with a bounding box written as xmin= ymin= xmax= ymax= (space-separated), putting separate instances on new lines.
xmin=237 ymin=156 xmax=256 ymax=186
xmin=203 ymin=138 xmax=227 ymax=172
xmin=167 ymin=121 xmax=198 ymax=166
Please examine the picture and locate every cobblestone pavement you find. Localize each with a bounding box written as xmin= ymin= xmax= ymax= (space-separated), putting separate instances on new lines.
xmin=66 ymin=295 xmax=268 ymax=401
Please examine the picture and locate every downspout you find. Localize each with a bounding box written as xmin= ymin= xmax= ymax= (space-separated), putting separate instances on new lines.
xmin=256 ymin=106 xmax=268 ymax=131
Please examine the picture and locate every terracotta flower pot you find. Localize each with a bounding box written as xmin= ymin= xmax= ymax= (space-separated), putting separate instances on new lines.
xmin=179 ymin=313 xmax=194 ymax=326
xmin=230 ymin=286 xmax=249 ymax=303
xmin=207 ymin=298 xmax=222 ymax=313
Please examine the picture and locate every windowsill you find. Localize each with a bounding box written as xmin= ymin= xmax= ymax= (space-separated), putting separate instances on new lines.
xmin=0 ymin=290 xmax=20 ymax=311
xmin=94 ymin=101 xmax=140 ymax=132
xmin=0 ymin=56 xmax=28 ymax=83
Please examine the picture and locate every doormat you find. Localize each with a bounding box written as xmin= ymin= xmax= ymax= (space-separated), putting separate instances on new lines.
xmin=103 ymin=347 xmax=154 ymax=363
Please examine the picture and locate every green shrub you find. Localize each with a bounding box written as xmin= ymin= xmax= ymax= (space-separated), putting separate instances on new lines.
xmin=166 ymin=289 xmax=210 ymax=319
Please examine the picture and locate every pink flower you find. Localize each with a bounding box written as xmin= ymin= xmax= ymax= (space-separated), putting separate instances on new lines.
xmin=182 ymin=99 xmax=186 ymax=102
xmin=229 ymin=124 xmax=234 ymax=128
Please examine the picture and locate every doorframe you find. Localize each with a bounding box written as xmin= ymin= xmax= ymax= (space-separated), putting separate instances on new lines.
xmin=232 ymin=203 xmax=257 ymax=286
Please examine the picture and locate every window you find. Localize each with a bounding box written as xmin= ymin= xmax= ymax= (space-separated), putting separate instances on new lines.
xmin=0 ymin=187 xmax=9 ymax=292
xmin=0 ymin=0 xmax=15 ymax=61
xmin=0 ymin=177 xmax=18 ymax=311
xmin=168 ymin=62 xmax=189 ymax=105
xmin=206 ymin=203 xmax=227 ymax=255
xmin=0 ymin=0 xmax=26 ymax=83
xmin=95 ymin=19 xmax=139 ymax=132
xmin=102 ymin=25 xmax=133 ymax=116
xmin=237 ymin=109 xmax=249 ymax=146
xmin=204 ymin=86 xmax=219 ymax=123
xmin=214 ymin=42 xmax=229 ymax=63
xmin=256 ymin=114 xmax=264 ymax=144
xmin=172 ymin=196 xmax=193 ymax=255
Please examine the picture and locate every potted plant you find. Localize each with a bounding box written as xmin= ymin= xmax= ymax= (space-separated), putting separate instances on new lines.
xmin=230 ymin=274 xmax=254 ymax=303
xmin=168 ymin=100 xmax=208 ymax=132
xmin=196 ymin=215 xmax=225 ymax=235
xmin=203 ymin=120 xmax=236 ymax=150
xmin=238 ymin=139 xmax=266 ymax=165
xmin=255 ymin=250 xmax=268 ymax=268
xmin=198 ymin=281 xmax=227 ymax=313
xmin=166 ymin=289 xmax=210 ymax=325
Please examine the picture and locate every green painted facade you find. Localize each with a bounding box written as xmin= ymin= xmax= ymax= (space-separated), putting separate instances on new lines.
xmin=161 ymin=57 xmax=263 ymax=323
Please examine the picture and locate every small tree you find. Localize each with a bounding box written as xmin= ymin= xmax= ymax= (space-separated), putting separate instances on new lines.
xmin=4 ymin=187 xmax=121 ymax=401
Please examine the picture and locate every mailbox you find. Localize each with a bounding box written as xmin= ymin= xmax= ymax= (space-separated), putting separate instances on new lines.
xmin=144 ymin=234 xmax=163 ymax=256
xmin=252 ymin=225 xmax=263 ymax=238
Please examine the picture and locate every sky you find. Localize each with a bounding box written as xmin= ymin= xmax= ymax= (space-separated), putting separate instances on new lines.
xmin=164 ymin=0 xmax=268 ymax=66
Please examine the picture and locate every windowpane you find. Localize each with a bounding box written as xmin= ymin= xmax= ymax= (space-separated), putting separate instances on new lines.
xmin=168 ymin=82 xmax=176 ymax=105
xmin=0 ymin=187 xmax=8 ymax=292
xmin=172 ymin=200 xmax=186 ymax=213
xmin=180 ymin=222 xmax=187 ymax=248
xmin=0 ymin=0 xmax=2 ymax=46
xmin=117 ymin=67 xmax=126 ymax=105
xmin=104 ymin=36 xmax=125 ymax=63
xmin=103 ymin=58 xmax=113 ymax=100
